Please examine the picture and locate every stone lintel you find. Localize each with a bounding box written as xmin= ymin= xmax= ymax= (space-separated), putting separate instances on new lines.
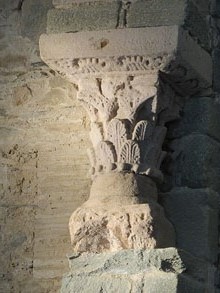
xmin=39 ymin=26 xmax=212 ymax=88
xmin=40 ymin=26 xmax=179 ymax=60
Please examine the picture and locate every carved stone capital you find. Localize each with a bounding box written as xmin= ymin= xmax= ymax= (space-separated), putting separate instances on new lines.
xmin=77 ymin=73 xmax=178 ymax=183
xmin=39 ymin=26 xmax=212 ymax=252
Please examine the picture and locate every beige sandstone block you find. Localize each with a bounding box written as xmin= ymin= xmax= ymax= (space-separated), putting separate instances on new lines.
xmin=69 ymin=203 xmax=175 ymax=253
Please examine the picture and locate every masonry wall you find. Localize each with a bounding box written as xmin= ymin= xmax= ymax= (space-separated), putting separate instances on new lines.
xmin=0 ymin=1 xmax=91 ymax=292
xmin=0 ymin=0 xmax=219 ymax=292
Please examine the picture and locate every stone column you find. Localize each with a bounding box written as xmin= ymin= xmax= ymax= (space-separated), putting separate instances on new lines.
xmin=68 ymin=64 xmax=177 ymax=252
xmin=39 ymin=26 xmax=212 ymax=254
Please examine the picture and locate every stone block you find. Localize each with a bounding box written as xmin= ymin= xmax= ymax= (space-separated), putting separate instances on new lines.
xmin=47 ymin=2 xmax=120 ymax=33
xmin=168 ymin=97 xmax=220 ymax=142
xmin=213 ymin=49 xmax=220 ymax=92
xmin=169 ymin=134 xmax=220 ymax=191
xmin=53 ymin=0 xmax=117 ymax=8
xmin=61 ymin=248 xmax=212 ymax=293
xmin=0 ymin=0 xmax=21 ymax=10
xmin=184 ymin=1 xmax=210 ymax=50
xmin=161 ymin=188 xmax=219 ymax=262
xmin=211 ymin=0 xmax=220 ymax=17
xmin=21 ymin=0 xmax=53 ymax=40
xmin=190 ymin=0 xmax=209 ymax=13
xmin=127 ymin=0 xmax=186 ymax=28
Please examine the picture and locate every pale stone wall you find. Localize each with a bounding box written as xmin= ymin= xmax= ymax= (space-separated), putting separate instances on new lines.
xmin=0 ymin=1 xmax=90 ymax=292
xmin=0 ymin=0 xmax=220 ymax=292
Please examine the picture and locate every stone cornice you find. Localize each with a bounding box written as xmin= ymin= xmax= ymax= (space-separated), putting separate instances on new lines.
xmin=40 ymin=26 xmax=212 ymax=89
xmin=43 ymin=54 xmax=173 ymax=77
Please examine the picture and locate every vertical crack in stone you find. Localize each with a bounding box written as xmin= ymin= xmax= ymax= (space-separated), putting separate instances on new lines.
xmin=123 ymin=1 xmax=131 ymax=28
xmin=116 ymin=1 xmax=123 ymax=28
xmin=117 ymin=1 xmax=131 ymax=28
xmin=17 ymin=0 xmax=25 ymax=11
xmin=96 ymin=78 xmax=104 ymax=97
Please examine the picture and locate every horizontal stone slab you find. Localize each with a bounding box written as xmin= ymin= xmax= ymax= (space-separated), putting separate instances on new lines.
xmin=40 ymin=26 xmax=179 ymax=60
xmin=40 ymin=26 xmax=212 ymax=87
xmin=61 ymin=248 xmax=214 ymax=293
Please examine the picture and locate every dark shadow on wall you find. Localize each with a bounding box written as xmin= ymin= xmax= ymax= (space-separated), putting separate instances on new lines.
xmin=157 ymin=4 xmax=220 ymax=288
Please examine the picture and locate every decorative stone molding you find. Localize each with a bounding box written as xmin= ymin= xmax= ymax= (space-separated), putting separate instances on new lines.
xmin=40 ymin=27 xmax=212 ymax=253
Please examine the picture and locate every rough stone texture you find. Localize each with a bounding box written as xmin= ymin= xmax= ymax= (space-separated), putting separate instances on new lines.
xmin=0 ymin=66 xmax=91 ymax=292
xmin=161 ymin=188 xmax=219 ymax=262
xmin=69 ymin=203 xmax=175 ymax=253
xmin=0 ymin=1 xmax=91 ymax=292
xmin=47 ymin=2 xmax=120 ymax=33
xmin=21 ymin=0 xmax=53 ymax=40
xmin=213 ymin=49 xmax=220 ymax=92
xmin=1 ymin=0 xmax=219 ymax=292
xmin=61 ymin=248 xmax=214 ymax=293
xmin=184 ymin=0 xmax=210 ymax=51
xmin=53 ymin=0 xmax=118 ymax=7
xmin=167 ymin=96 xmax=220 ymax=142
xmin=168 ymin=134 xmax=220 ymax=191
xmin=127 ymin=0 xmax=186 ymax=28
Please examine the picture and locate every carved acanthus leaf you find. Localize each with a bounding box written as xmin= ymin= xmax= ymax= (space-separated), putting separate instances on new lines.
xmin=119 ymin=140 xmax=140 ymax=164
xmin=80 ymin=100 xmax=98 ymax=123
xmin=132 ymin=120 xmax=154 ymax=141
xmin=78 ymin=79 xmax=117 ymax=122
xmin=106 ymin=119 xmax=128 ymax=159
xmin=116 ymin=76 xmax=157 ymax=121
xmin=95 ymin=141 xmax=116 ymax=167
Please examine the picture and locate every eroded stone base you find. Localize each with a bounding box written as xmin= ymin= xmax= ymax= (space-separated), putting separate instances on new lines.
xmin=69 ymin=203 xmax=175 ymax=253
xmin=61 ymin=248 xmax=213 ymax=293
xmin=69 ymin=173 xmax=175 ymax=253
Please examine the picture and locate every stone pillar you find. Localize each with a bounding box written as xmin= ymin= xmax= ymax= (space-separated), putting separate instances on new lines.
xmin=39 ymin=9 xmax=213 ymax=291
xmin=40 ymin=26 xmax=211 ymax=254
xmin=68 ymin=69 xmax=176 ymax=252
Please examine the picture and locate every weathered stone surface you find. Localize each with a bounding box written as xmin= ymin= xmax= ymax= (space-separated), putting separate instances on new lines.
xmin=53 ymin=0 xmax=118 ymax=8
xmin=1 ymin=1 xmax=219 ymax=292
xmin=69 ymin=203 xmax=175 ymax=253
xmin=184 ymin=1 xmax=210 ymax=50
xmin=213 ymin=49 xmax=220 ymax=92
xmin=89 ymin=173 xmax=158 ymax=205
xmin=167 ymin=97 xmax=220 ymax=142
xmin=40 ymin=27 xmax=212 ymax=87
xmin=21 ymin=0 xmax=53 ymax=40
xmin=169 ymin=134 xmax=220 ymax=190
xmin=61 ymin=248 xmax=212 ymax=293
xmin=67 ymin=248 xmax=185 ymax=275
xmin=47 ymin=2 xmax=120 ymax=33
xmin=127 ymin=0 xmax=186 ymax=28
xmin=0 ymin=30 xmax=91 ymax=293
xmin=41 ymin=26 xmax=179 ymax=60
xmin=161 ymin=188 xmax=219 ymax=262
